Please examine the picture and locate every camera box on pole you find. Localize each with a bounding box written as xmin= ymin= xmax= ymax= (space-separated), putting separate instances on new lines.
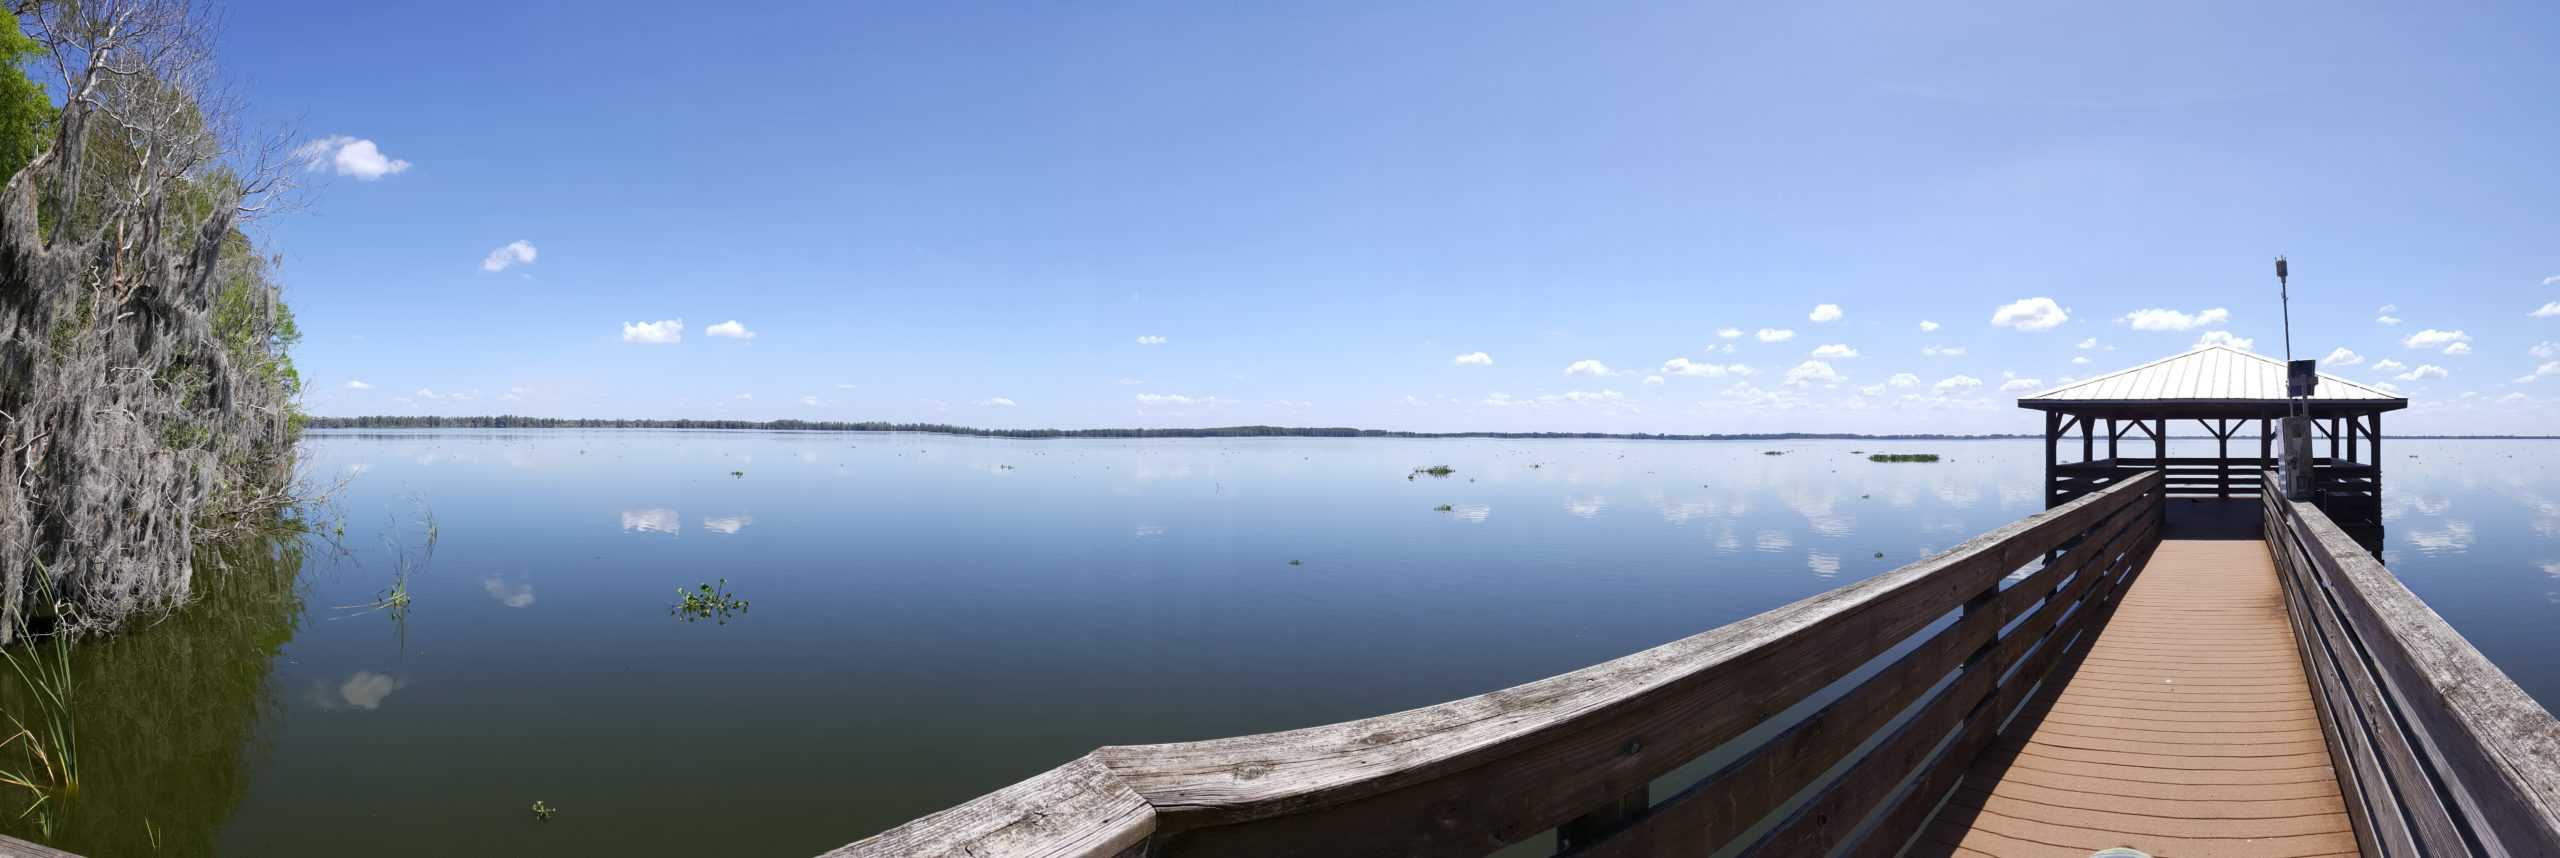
xmin=2278 ymin=415 xmax=2315 ymax=500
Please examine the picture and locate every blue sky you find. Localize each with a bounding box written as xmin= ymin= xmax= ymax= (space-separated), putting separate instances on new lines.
xmin=234 ymin=1 xmax=2559 ymax=434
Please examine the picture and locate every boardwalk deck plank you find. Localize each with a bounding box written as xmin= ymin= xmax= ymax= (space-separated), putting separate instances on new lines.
xmin=1913 ymin=539 xmax=2355 ymax=858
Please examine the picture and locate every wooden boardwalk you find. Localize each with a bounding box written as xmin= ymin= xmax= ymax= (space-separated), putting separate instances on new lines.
xmin=1917 ymin=538 xmax=2358 ymax=858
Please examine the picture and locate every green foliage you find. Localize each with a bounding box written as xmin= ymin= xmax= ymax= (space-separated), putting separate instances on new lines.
xmin=672 ymin=580 xmax=748 ymax=624
xmin=529 ymin=800 xmax=557 ymax=821
xmin=0 ymin=10 xmax=51 ymax=184
xmin=1867 ymin=453 xmax=1941 ymax=463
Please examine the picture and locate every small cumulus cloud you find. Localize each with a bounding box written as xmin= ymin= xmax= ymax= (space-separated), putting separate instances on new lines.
xmin=2121 ymin=307 xmax=2229 ymax=331
xmin=1137 ymin=393 xmax=1223 ymax=406
xmin=480 ymin=240 xmax=537 ymax=272
xmin=2532 ymin=342 xmax=2559 ymax=360
xmin=978 ymin=397 xmax=1016 ymax=407
xmin=2000 ymin=377 xmax=2043 ymax=392
xmin=292 ymin=135 xmax=412 ymax=180
xmin=2402 ymin=329 xmax=2471 ymax=351
xmin=2377 ymin=304 xmax=2402 ymax=325
xmin=2372 ymin=359 xmax=2406 ymax=372
xmin=622 ymin=319 xmax=684 ymax=344
xmin=1991 ymin=297 xmax=2069 ymax=332
xmin=2195 ymin=331 xmax=2254 ymax=350
xmin=1661 ymin=358 xmax=1751 ymax=377
xmin=1643 ymin=375 xmax=1665 ymax=385
xmin=1782 ymin=360 xmax=1842 ymax=387
xmin=2442 ymin=342 xmax=2472 ymax=356
xmin=705 ymin=320 xmax=756 ymax=340
xmin=2395 ymin=364 xmax=2448 ymax=381
xmin=1809 ymin=304 xmax=1843 ymax=322
xmin=2071 ymin=356 xmax=2090 ymax=364
xmin=2532 ymin=302 xmax=2560 ymax=318
xmin=1135 ymin=335 xmax=1168 ymax=345
xmin=1922 ymin=345 xmax=1966 ymax=357
xmin=1756 ymin=328 xmax=1796 ymax=343
xmin=1453 ymin=351 xmax=1493 ymax=366
xmin=2516 ymin=362 xmax=2559 ymax=384
xmin=344 ymin=379 xmax=371 ymax=390
xmin=1919 ymin=320 xmax=1940 ymax=332
xmin=1887 ymin=372 xmax=1920 ymax=388
xmin=1809 ymin=344 xmax=1859 ymax=359
xmin=1564 ymin=359 xmax=1615 ymax=377
xmin=1715 ymin=327 xmax=1743 ymax=339
xmin=800 ymin=395 xmax=824 ymax=407
xmin=1933 ymin=374 xmax=1983 ymax=393
xmin=2324 ymin=347 xmax=2364 ymax=366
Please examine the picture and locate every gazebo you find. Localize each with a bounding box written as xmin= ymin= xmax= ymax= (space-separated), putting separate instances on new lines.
xmin=2017 ymin=345 xmax=2407 ymax=523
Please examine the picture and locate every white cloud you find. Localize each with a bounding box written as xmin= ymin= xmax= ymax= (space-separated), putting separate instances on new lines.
xmin=1111 ymin=377 xmax=1141 ymax=386
xmin=1859 ymin=384 xmax=1886 ymax=396
xmin=2533 ymin=302 xmax=2560 ymax=319
xmin=1782 ymin=360 xmax=1842 ymax=387
xmin=2076 ymin=338 xmax=2098 ymax=350
xmin=978 ymin=397 xmax=1016 ymax=407
xmin=412 ymin=388 xmax=441 ymax=400
xmin=1922 ymin=345 xmax=1966 ymax=357
xmin=2377 ymin=304 xmax=2402 ymax=325
xmin=1918 ymin=320 xmax=1940 ymax=332
xmin=1484 ymin=390 xmax=1627 ymax=408
xmin=801 ymin=395 xmax=824 ymax=406
xmin=1756 ymin=328 xmax=1796 ymax=343
xmin=704 ymin=320 xmax=756 ymax=340
xmin=1887 ymin=372 xmax=1920 ymax=388
xmin=1564 ymin=359 xmax=1614 ymax=376
xmin=2373 ymin=382 xmax=2401 ymax=393
xmin=2395 ymin=364 xmax=2448 ymax=381
xmin=2500 ymin=392 xmax=2528 ymax=404
xmin=2373 ymin=359 xmax=2407 ymax=372
xmin=2195 ymin=331 xmax=2254 ymax=350
xmin=1135 ymin=335 xmax=1168 ymax=345
xmin=2442 ymin=341 xmax=2472 ymax=356
xmin=2545 ymin=276 xmax=2560 ymax=286
xmin=1809 ymin=304 xmax=1843 ymax=322
xmin=500 ymin=386 xmax=529 ymax=402
xmin=1715 ymin=327 xmax=1743 ymax=339
xmin=1137 ymin=393 xmax=1222 ymax=406
xmin=1453 ymin=351 xmax=1494 ymax=366
xmin=733 ymin=392 xmax=752 ymax=400
xmin=2402 ymin=329 xmax=2471 ymax=350
xmin=2000 ymin=377 xmax=2043 ymax=392
xmin=1809 ymin=344 xmax=1859 ymax=359
xmin=1990 ymin=297 xmax=2069 ymax=331
xmin=2121 ymin=307 xmax=2230 ymax=331
xmin=1642 ymin=375 xmax=1665 ymax=385
xmin=344 ymin=379 xmax=372 ymax=390
xmin=2323 ymin=347 xmax=2364 ymax=366
xmin=1933 ymin=374 xmax=1983 ymax=393
xmin=622 ymin=319 xmax=684 ymax=344
xmin=2517 ymin=362 xmax=2560 ymax=384
xmin=479 ymin=240 xmax=536 ymax=273
xmin=2071 ymin=355 xmax=2090 ymax=365
xmin=2533 ymin=342 xmax=2560 ymax=360
xmin=292 ymin=135 xmax=412 ymax=180
xmin=1661 ymin=358 xmax=1753 ymax=377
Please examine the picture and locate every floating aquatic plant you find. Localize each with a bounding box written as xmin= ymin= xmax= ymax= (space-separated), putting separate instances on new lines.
xmin=530 ymin=799 xmax=558 ymax=821
xmin=1867 ymin=453 xmax=1941 ymax=463
xmin=673 ymin=580 xmax=750 ymax=624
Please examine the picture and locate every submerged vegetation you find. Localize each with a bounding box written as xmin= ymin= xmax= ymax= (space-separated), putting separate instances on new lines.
xmin=673 ymin=580 xmax=749 ymax=624
xmin=1867 ymin=453 xmax=1942 ymax=463
xmin=0 ymin=1 xmax=305 ymax=643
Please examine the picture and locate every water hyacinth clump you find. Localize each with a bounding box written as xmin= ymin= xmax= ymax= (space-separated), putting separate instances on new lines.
xmin=673 ymin=580 xmax=749 ymax=624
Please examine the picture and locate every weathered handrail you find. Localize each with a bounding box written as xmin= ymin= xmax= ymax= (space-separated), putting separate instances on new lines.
xmin=828 ymin=472 xmax=2167 ymax=857
xmin=2262 ymin=471 xmax=2560 ymax=855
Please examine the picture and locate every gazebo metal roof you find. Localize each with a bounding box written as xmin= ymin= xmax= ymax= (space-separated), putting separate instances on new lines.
xmin=2019 ymin=345 xmax=2408 ymax=415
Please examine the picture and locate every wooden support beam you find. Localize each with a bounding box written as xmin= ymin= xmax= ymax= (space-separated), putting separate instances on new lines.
xmin=2044 ymin=411 xmax=2060 ymax=507
xmin=2081 ymin=414 xmax=2094 ymax=463
xmin=2106 ymin=418 xmax=2120 ymax=459
xmin=2153 ymin=417 xmax=2166 ymax=465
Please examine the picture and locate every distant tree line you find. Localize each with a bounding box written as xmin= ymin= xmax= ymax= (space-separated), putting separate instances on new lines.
xmin=302 ymin=415 xmax=2040 ymax=442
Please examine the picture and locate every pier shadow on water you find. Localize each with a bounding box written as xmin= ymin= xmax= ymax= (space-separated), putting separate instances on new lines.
xmin=0 ymin=530 xmax=306 ymax=855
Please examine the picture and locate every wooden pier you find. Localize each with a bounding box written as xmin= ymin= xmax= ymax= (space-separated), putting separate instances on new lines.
xmin=834 ymin=466 xmax=2560 ymax=857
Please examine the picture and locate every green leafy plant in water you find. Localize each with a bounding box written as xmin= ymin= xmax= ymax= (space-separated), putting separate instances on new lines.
xmin=673 ymin=580 xmax=749 ymax=624
xmin=529 ymin=800 xmax=557 ymax=821
xmin=1412 ymin=465 xmax=1454 ymax=477
xmin=0 ymin=568 xmax=79 ymax=838
xmin=1432 ymin=504 xmax=1454 ymax=512
xmin=729 ymin=470 xmax=744 ymax=478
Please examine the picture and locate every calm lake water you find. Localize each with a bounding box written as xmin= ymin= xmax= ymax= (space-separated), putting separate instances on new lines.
xmin=7 ymin=430 xmax=2558 ymax=856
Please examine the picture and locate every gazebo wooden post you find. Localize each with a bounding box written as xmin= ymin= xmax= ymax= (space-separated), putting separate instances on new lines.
xmin=2044 ymin=411 xmax=2061 ymax=507
xmin=2153 ymin=417 xmax=2166 ymax=467
xmin=2106 ymin=418 xmax=2120 ymax=460
xmin=2260 ymin=417 xmax=2273 ymax=470
xmin=2081 ymin=414 xmax=2095 ymax=463
xmin=2368 ymin=412 xmax=2382 ymax=471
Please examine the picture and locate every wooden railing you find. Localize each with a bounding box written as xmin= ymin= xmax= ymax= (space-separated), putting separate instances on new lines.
xmin=2053 ymin=456 xmax=2374 ymax=504
xmin=829 ymin=472 xmax=2167 ymax=858
xmin=2262 ymin=472 xmax=2560 ymax=855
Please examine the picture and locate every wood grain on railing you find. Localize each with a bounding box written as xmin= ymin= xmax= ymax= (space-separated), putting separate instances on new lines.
xmin=2262 ymin=472 xmax=2560 ymax=856
xmin=829 ymin=473 xmax=2167 ymax=858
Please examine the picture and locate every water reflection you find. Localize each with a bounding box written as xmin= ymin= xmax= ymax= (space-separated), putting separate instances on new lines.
xmin=313 ymin=671 xmax=407 ymax=711
xmin=1563 ymin=496 xmax=1607 ymax=518
xmin=701 ymin=515 xmax=752 ymax=535
xmin=620 ymin=508 xmax=679 ymax=534
xmin=481 ymin=575 xmax=536 ymax=608
xmin=1444 ymin=504 xmax=1492 ymax=523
